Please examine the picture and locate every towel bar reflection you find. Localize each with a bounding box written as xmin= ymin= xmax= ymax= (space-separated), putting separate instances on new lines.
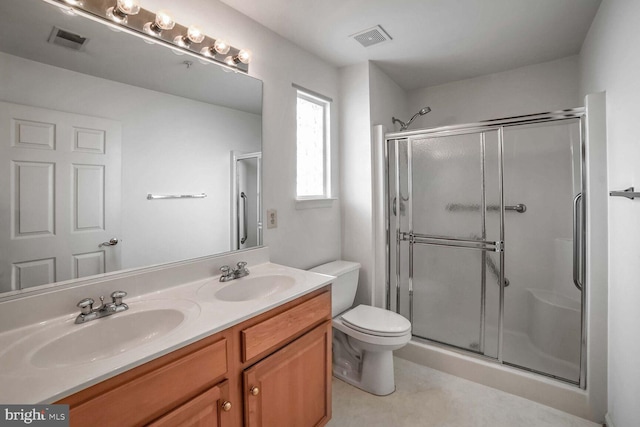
xmin=147 ymin=193 xmax=207 ymax=200
xmin=609 ymin=187 xmax=640 ymax=200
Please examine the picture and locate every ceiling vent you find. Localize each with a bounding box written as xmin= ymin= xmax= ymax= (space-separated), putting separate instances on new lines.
xmin=350 ymin=25 xmax=392 ymax=48
xmin=48 ymin=27 xmax=89 ymax=51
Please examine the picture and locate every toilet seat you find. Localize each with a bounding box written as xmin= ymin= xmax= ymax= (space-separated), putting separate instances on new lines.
xmin=340 ymin=305 xmax=411 ymax=337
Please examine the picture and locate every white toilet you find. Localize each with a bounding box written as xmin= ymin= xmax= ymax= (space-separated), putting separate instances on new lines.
xmin=310 ymin=260 xmax=412 ymax=396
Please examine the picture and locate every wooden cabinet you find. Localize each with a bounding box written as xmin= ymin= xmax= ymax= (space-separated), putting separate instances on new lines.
xmin=149 ymin=381 xmax=231 ymax=427
xmin=56 ymin=286 xmax=331 ymax=427
xmin=241 ymin=292 xmax=331 ymax=363
xmin=58 ymin=336 xmax=229 ymax=427
xmin=244 ymin=322 xmax=332 ymax=427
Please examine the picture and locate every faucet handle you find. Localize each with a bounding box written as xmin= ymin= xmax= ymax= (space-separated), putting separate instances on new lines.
xmin=111 ymin=290 xmax=127 ymax=305
xmin=77 ymin=298 xmax=94 ymax=315
xmin=236 ymin=261 xmax=247 ymax=270
xmin=220 ymin=265 xmax=231 ymax=274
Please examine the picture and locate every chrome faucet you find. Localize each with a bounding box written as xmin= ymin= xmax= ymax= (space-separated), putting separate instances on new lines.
xmin=219 ymin=261 xmax=250 ymax=282
xmin=75 ymin=291 xmax=129 ymax=324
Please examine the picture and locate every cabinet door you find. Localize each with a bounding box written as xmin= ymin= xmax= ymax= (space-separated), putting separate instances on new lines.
xmin=149 ymin=381 xmax=231 ymax=427
xmin=244 ymin=321 xmax=332 ymax=427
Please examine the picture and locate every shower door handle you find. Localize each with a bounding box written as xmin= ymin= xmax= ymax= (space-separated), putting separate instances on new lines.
xmin=392 ymin=197 xmax=397 ymax=216
xmin=240 ymin=192 xmax=248 ymax=244
xmin=573 ymin=193 xmax=583 ymax=292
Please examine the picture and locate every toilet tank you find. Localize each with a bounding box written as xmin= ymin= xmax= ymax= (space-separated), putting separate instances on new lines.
xmin=309 ymin=260 xmax=361 ymax=317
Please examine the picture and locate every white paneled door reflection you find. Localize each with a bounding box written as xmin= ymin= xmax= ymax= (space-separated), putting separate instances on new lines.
xmin=0 ymin=101 xmax=121 ymax=292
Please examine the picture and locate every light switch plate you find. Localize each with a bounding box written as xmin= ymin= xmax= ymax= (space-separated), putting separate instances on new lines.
xmin=267 ymin=209 xmax=277 ymax=228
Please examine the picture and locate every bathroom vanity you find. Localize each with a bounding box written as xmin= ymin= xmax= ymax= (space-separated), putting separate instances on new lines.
xmin=57 ymin=287 xmax=332 ymax=427
xmin=0 ymin=254 xmax=333 ymax=427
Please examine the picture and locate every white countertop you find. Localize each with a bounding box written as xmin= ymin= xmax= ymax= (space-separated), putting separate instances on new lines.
xmin=0 ymin=262 xmax=333 ymax=404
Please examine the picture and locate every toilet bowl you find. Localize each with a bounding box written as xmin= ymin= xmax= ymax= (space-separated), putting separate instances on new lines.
xmin=309 ymin=261 xmax=412 ymax=396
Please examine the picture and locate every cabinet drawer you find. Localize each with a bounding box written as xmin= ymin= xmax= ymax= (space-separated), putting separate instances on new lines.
xmin=68 ymin=338 xmax=228 ymax=427
xmin=149 ymin=381 xmax=229 ymax=427
xmin=242 ymin=291 xmax=331 ymax=362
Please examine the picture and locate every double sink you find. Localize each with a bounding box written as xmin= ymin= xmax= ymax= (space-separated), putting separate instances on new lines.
xmin=0 ymin=265 xmax=306 ymax=375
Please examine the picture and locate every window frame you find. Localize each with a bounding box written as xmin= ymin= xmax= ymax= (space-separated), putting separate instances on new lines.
xmin=294 ymin=85 xmax=332 ymax=204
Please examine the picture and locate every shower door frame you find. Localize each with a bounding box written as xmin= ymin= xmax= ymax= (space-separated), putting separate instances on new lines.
xmin=384 ymin=108 xmax=587 ymax=389
xmin=231 ymin=151 xmax=263 ymax=250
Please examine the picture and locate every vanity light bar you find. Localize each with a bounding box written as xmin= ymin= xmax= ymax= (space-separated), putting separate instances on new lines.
xmin=50 ymin=0 xmax=251 ymax=73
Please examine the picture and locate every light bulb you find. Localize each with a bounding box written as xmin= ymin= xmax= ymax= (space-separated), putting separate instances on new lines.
xmin=144 ymin=10 xmax=175 ymax=36
xmin=155 ymin=10 xmax=175 ymax=30
xmin=214 ymin=39 xmax=230 ymax=55
xmin=117 ymin=0 xmax=140 ymax=15
xmin=200 ymin=46 xmax=215 ymax=57
xmin=107 ymin=0 xmax=140 ymax=24
xmin=175 ymin=25 xmax=205 ymax=47
xmin=223 ymin=49 xmax=252 ymax=67
xmin=237 ymin=49 xmax=252 ymax=64
xmin=187 ymin=25 xmax=205 ymax=44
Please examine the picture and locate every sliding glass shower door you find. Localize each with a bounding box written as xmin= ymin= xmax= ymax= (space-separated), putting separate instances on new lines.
xmin=387 ymin=111 xmax=585 ymax=386
xmin=389 ymin=129 xmax=503 ymax=357
xmin=500 ymin=119 xmax=583 ymax=383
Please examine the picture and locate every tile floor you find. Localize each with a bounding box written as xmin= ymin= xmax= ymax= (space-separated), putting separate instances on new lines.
xmin=327 ymin=357 xmax=601 ymax=427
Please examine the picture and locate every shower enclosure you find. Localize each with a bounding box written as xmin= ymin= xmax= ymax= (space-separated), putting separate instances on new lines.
xmin=386 ymin=109 xmax=586 ymax=387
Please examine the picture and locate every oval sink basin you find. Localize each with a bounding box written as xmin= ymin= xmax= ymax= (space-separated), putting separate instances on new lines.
xmin=213 ymin=275 xmax=296 ymax=302
xmin=0 ymin=299 xmax=201 ymax=371
xmin=31 ymin=309 xmax=185 ymax=369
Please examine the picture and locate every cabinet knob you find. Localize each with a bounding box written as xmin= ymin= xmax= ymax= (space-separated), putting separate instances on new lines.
xmin=221 ymin=401 xmax=232 ymax=412
xmin=250 ymin=386 xmax=260 ymax=396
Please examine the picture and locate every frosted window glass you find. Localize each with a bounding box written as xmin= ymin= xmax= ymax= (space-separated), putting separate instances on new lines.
xmin=297 ymin=95 xmax=327 ymax=197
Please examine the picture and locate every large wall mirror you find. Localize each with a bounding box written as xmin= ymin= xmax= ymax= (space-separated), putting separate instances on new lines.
xmin=0 ymin=0 xmax=263 ymax=296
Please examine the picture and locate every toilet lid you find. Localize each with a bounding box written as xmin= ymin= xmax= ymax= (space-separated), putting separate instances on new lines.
xmin=341 ymin=305 xmax=411 ymax=337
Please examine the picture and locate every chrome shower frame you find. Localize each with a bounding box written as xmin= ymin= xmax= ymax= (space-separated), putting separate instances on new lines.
xmin=384 ymin=108 xmax=587 ymax=389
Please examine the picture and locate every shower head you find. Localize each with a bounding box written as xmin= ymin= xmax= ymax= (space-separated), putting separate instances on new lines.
xmin=392 ymin=106 xmax=432 ymax=131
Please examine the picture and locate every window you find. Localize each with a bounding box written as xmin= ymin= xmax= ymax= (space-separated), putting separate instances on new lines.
xmin=295 ymin=86 xmax=331 ymax=200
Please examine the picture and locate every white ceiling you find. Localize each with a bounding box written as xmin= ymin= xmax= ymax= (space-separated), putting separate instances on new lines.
xmin=220 ymin=0 xmax=601 ymax=90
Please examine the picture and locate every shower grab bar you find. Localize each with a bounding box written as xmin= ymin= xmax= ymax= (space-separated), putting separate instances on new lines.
xmin=147 ymin=193 xmax=206 ymax=200
xmin=505 ymin=204 xmax=527 ymax=213
xmin=240 ymin=192 xmax=248 ymax=245
xmin=487 ymin=255 xmax=509 ymax=287
xmin=609 ymin=187 xmax=640 ymax=200
xmin=469 ymin=232 xmax=510 ymax=288
xmin=446 ymin=203 xmax=526 ymax=213
xmin=401 ymin=232 xmax=503 ymax=252
xmin=573 ymin=193 xmax=583 ymax=292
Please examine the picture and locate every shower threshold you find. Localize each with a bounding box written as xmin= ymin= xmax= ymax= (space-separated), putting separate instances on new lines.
xmin=394 ymin=337 xmax=591 ymax=420
xmin=409 ymin=333 xmax=580 ymax=386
